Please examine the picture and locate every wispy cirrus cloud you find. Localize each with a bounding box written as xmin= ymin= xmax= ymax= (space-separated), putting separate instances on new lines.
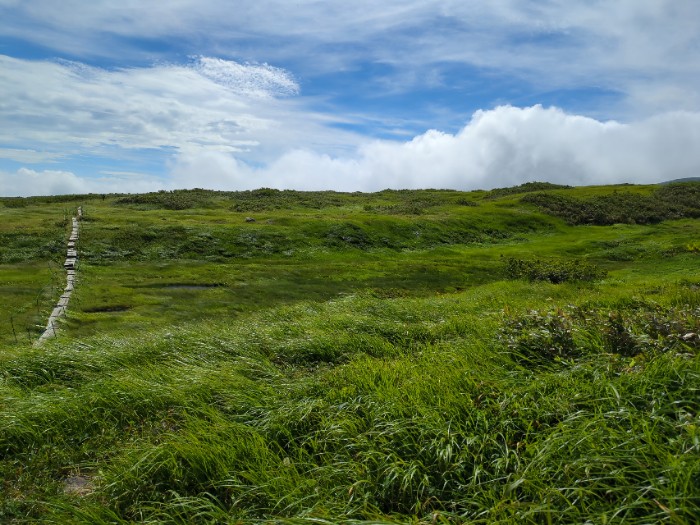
xmin=192 ymin=57 xmax=299 ymax=98
xmin=0 ymin=54 xmax=360 ymax=161
xmin=0 ymin=148 xmax=65 ymax=163
xmin=2 ymin=1 xmax=698 ymax=116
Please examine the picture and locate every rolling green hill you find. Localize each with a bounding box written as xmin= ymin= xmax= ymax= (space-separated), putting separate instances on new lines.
xmin=1 ymin=184 xmax=699 ymax=523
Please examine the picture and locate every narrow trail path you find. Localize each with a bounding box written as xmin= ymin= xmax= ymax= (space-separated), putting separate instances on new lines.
xmin=35 ymin=206 xmax=82 ymax=345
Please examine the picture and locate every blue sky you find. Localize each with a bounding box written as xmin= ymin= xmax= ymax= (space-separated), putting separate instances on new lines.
xmin=1 ymin=0 xmax=700 ymax=196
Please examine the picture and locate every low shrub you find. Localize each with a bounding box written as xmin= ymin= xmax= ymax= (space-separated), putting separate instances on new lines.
xmin=499 ymin=302 xmax=700 ymax=364
xmin=504 ymin=257 xmax=606 ymax=283
xmin=485 ymin=181 xmax=572 ymax=199
xmin=230 ymin=188 xmax=348 ymax=211
xmin=115 ymin=189 xmax=213 ymax=210
xmin=580 ymin=303 xmax=700 ymax=357
xmin=0 ymin=198 xmax=28 ymax=208
xmin=499 ymin=308 xmax=579 ymax=362
xmin=522 ymin=183 xmax=700 ymax=225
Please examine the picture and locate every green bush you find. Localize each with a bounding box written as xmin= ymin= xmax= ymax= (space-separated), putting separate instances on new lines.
xmin=230 ymin=188 xmax=348 ymax=211
xmin=0 ymin=198 xmax=28 ymax=208
xmin=504 ymin=257 xmax=606 ymax=283
xmin=580 ymin=303 xmax=700 ymax=357
xmin=486 ymin=181 xmax=572 ymax=199
xmin=499 ymin=308 xmax=579 ymax=362
xmin=522 ymin=183 xmax=700 ymax=225
xmin=115 ymin=189 xmax=213 ymax=210
xmin=500 ymin=302 xmax=700 ymax=364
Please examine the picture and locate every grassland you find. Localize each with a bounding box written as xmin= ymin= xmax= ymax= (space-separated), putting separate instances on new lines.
xmin=1 ymin=184 xmax=699 ymax=523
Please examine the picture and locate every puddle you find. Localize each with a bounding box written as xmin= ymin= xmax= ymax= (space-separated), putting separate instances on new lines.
xmin=63 ymin=475 xmax=94 ymax=496
xmin=162 ymin=283 xmax=224 ymax=290
xmin=83 ymin=305 xmax=131 ymax=313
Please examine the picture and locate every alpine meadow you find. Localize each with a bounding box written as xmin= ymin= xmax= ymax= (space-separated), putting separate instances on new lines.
xmin=1 ymin=182 xmax=699 ymax=524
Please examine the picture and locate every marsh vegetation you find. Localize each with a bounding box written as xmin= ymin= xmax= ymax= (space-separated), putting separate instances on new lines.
xmin=1 ymin=183 xmax=699 ymax=523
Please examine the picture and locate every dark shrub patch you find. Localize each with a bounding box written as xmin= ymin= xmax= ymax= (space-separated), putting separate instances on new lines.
xmin=486 ymin=181 xmax=572 ymax=199
xmin=499 ymin=309 xmax=578 ymax=362
xmin=504 ymin=257 xmax=606 ymax=284
xmin=500 ymin=303 xmax=699 ymax=364
xmin=115 ymin=190 xmax=213 ymax=210
xmin=522 ymin=183 xmax=700 ymax=225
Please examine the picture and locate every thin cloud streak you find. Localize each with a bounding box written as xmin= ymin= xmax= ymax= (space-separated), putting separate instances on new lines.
xmin=0 ymin=148 xmax=65 ymax=163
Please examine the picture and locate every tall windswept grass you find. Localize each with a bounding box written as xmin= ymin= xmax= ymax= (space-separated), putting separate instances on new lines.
xmin=2 ymin=281 xmax=699 ymax=523
xmin=2 ymin=185 xmax=699 ymax=522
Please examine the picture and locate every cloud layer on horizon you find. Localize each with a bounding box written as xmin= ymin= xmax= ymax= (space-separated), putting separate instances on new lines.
xmin=169 ymin=105 xmax=700 ymax=192
xmin=4 ymin=105 xmax=700 ymax=197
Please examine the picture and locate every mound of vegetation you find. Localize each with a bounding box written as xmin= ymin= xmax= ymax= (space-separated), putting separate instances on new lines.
xmin=0 ymin=194 xmax=98 ymax=207
xmin=522 ymin=183 xmax=700 ymax=225
xmin=504 ymin=257 xmax=606 ymax=283
xmin=114 ymin=189 xmax=215 ymax=210
xmin=230 ymin=188 xmax=351 ymax=211
xmin=485 ymin=181 xmax=572 ymax=199
xmin=79 ymin=216 xmax=523 ymax=263
xmin=0 ymin=197 xmax=29 ymax=208
xmin=0 ymin=231 xmax=65 ymax=263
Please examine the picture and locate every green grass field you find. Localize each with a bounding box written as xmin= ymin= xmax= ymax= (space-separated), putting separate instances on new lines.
xmin=1 ymin=184 xmax=699 ymax=523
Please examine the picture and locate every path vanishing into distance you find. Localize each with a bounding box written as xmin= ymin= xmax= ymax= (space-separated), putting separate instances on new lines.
xmin=35 ymin=206 xmax=81 ymax=345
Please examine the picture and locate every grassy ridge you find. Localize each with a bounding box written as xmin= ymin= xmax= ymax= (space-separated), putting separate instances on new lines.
xmin=1 ymin=184 xmax=699 ymax=523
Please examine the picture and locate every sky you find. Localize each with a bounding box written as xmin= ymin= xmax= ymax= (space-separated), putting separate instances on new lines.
xmin=1 ymin=0 xmax=700 ymax=196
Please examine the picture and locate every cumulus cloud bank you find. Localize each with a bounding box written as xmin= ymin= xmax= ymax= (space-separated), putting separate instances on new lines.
xmin=3 ymin=105 xmax=700 ymax=197
xmin=168 ymin=105 xmax=700 ymax=192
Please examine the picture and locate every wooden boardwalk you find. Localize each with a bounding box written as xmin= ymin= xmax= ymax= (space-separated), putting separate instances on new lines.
xmin=35 ymin=207 xmax=82 ymax=345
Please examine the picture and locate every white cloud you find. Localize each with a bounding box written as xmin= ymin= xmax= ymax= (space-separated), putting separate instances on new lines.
xmin=0 ymin=168 xmax=164 ymax=197
xmin=193 ymin=57 xmax=299 ymax=98
xmin=0 ymin=148 xmax=65 ymax=163
xmin=168 ymin=150 xmax=250 ymax=190
xmin=0 ymin=168 xmax=84 ymax=197
xmin=5 ymin=105 xmax=700 ymax=196
xmin=2 ymin=1 xmax=698 ymax=115
xmin=0 ymin=54 xmax=359 ymax=162
xmin=168 ymin=105 xmax=700 ymax=192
